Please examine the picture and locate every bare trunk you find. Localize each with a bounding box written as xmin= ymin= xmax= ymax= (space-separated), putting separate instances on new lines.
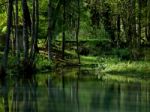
xmin=145 ymin=0 xmax=150 ymax=42
xmin=15 ymin=0 xmax=20 ymax=64
xmin=76 ymin=0 xmax=80 ymax=64
xmin=117 ymin=15 xmax=120 ymax=48
xmin=62 ymin=0 xmax=66 ymax=59
xmin=48 ymin=0 xmax=52 ymax=60
xmin=132 ymin=0 xmax=136 ymax=48
xmin=30 ymin=0 xmax=36 ymax=61
xmin=2 ymin=0 xmax=13 ymax=68
xmin=30 ymin=0 xmax=39 ymax=61
xmin=128 ymin=0 xmax=136 ymax=49
xmin=148 ymin=0 xmax=150 ymax=41
xmin=12 ymin=9 xmax=16 ymax=55
xmin=138 ymin=0 xmax=142 ymax=47
xmin=34 ymin=0 xmax=39 ymax=53
xmin=22 ymin=0 xmax=29 ymax=60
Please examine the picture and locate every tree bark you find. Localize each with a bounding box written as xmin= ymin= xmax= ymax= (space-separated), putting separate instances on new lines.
xmin=35 ymin=0 xmax=39 ymax=53
xmin=102 ymin=2 xmax=115 ymax=45
xmin=76 ymin=0 xmax=80 ymax=64
xmin=117 ymin=14 xmax=120 ymax=48
xmin=48 ymin=0 xmax=52 ymax=60
xmin=22 ymin=0 xmax=29 ymax=60
xmin=148 ymin=0 xmax=150 ymax=41
xmin=2 ymin=0 xmax=13 ymax=68
xmin=15 ymin=0 xmax=20 ymax=64
xmin=30 ymin=0 xmax=36 ymax=61
xmin=138 ymin=0 xmax=142 ymax=47
xmin=62 ymin=0 xmax=66 ymax=59
xmin=132 ymin=0 xmax=136 ymax=48
xmin=128 ymin=0 xmax=136 ymax=49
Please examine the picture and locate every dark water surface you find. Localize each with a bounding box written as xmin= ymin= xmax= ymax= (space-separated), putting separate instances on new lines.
xmin=0 ymin=67 xmax=150 ymax=112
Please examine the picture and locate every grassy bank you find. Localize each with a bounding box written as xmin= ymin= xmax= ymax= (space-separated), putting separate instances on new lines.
xmin=1 ymin=49 xmax=150 ymax=83
xmin=95 ymin=56 xmax=150 ymax=82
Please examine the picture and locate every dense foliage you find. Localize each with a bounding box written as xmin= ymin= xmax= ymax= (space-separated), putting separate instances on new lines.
xmin=0 ymin=0 xmax=150 ymax=76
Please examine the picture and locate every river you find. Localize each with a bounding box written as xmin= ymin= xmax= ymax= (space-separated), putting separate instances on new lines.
xmin=0 ymin=67 xmax=150 ymax=112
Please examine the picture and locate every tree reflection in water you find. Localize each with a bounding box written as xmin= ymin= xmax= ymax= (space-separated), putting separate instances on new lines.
xmin=1 ymin=79 xmax=9 ymax=112
xmin=11 ymin=75 xmax=38 ymax=112
xmin=0 ymin=67 xmax=150 ymax=112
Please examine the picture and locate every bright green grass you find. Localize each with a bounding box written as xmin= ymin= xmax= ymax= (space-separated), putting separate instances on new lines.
xmin=96 ymin=57 xmax=150 ymax=80
xmin=80 ymin=56 xmax=97 ymax=64
xmin=65 ymin=50 xmax=98 ymax=65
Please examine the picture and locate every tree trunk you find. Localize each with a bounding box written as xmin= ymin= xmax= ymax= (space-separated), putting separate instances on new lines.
xmin=148 ymin=0 xmax=150 ymax=41
xmin=12 ymin=9 xmax=16 ymax=55
xmin=132 ymin=0 xmax=136 ymax=48
xmin=130 ymin=0 xmax=137 ymax=59
xmin=22 ymin=0 xmax=29 ymax=60
xmin=102 ymin=2 xmax=115 ymax=45
xmin=15 ymin=0 xmax=20 ymax=64
xmin=117 ymin=14 xmax=120 ymax=48
xmin=31 ymin=0 xmax=39 ymax=61
xmin=48 ymin=0 xmax=53 ymax=60
xmin=128 ymin=0 xmax=136 ymax=49
xmin=34 ymin=0 xmax=39 ymax=53
xmin=137 ymin=0 xmax=142 ymax=47
xmin=76 ymin=0 xmax=80 ymax=64
xmin=62 ymin=0 xmax=66 ymax=59
xmin=144 ymin=0 xmax=150 ymax=42
xmin=2 ymin=0 xmax=13 ymax=69
xmin=30 ymin=0 xmax=36 ymax=61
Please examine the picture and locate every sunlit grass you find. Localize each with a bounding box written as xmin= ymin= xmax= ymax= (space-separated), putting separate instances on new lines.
xmin=81 ymin=56 xmax=97 ymax=64
xmin=97 ymin=56 xmax=150 ymax=79
xmin=65 ymin=50 xmax=98 ymax=65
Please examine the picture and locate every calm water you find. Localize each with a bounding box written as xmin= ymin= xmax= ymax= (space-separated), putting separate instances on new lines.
xmin=0 ymin=67 xmax=150 ymax=112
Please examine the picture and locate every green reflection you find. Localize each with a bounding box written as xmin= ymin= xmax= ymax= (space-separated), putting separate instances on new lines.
xmin=0 ymin=67 xmax=150 ymax=112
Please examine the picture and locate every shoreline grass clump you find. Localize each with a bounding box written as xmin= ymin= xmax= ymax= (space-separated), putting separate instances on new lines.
xmin=97 ymin=56 xmax=150 ymax=79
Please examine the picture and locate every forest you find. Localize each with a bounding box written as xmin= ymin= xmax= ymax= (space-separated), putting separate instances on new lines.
xmin=0 ymin=0 xmax=150 ymax=112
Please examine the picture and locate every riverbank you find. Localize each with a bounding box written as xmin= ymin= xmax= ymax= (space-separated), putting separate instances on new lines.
xmin=0 ymin=48 xmax=150 ymax=83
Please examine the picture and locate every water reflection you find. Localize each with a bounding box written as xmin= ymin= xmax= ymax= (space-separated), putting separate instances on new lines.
xmin=0 ymin=79 xmax=9 ymax=112
xmin=90 ymin=89 xmax=101 ymax=112
xmin=11 ymin=76 xmax=38 ymax=112
xmin=0 ymin=67 xmax=150 ymax=112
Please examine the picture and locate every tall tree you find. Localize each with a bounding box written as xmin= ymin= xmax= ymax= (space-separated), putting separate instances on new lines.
xmin=62 ymin=0 xmax=66 ymax=59
xmin=137 ymin=0 xmax=142 ymax=47
xmin=35 ymin=0 xmax=39 ymax=53
xmin=22 ymin=0 xmax=31 ymax=60
xmin=117 ymin=14 xmax=120 ymax=48
xmin=30 ymin=0 xmax=36 ymax=61
xmin=30 ymin=0 xmax=39 ymax=61
xmin=76 ymin=0 xmax=80 ymax=64
xmin=15 ymin=0 xmax=20 ymax=64
xmin=2 ymin=0 xmax=13 ymax=69
xmin=47 ymin=0 xmax=53 ymax=60
xmin=148 ymin=0 xmax=150 ymax=41
xmin=131 ymin=0 xmax=136 ymax=48
xmin=102 ymin=2 xmax=115 ymax=45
